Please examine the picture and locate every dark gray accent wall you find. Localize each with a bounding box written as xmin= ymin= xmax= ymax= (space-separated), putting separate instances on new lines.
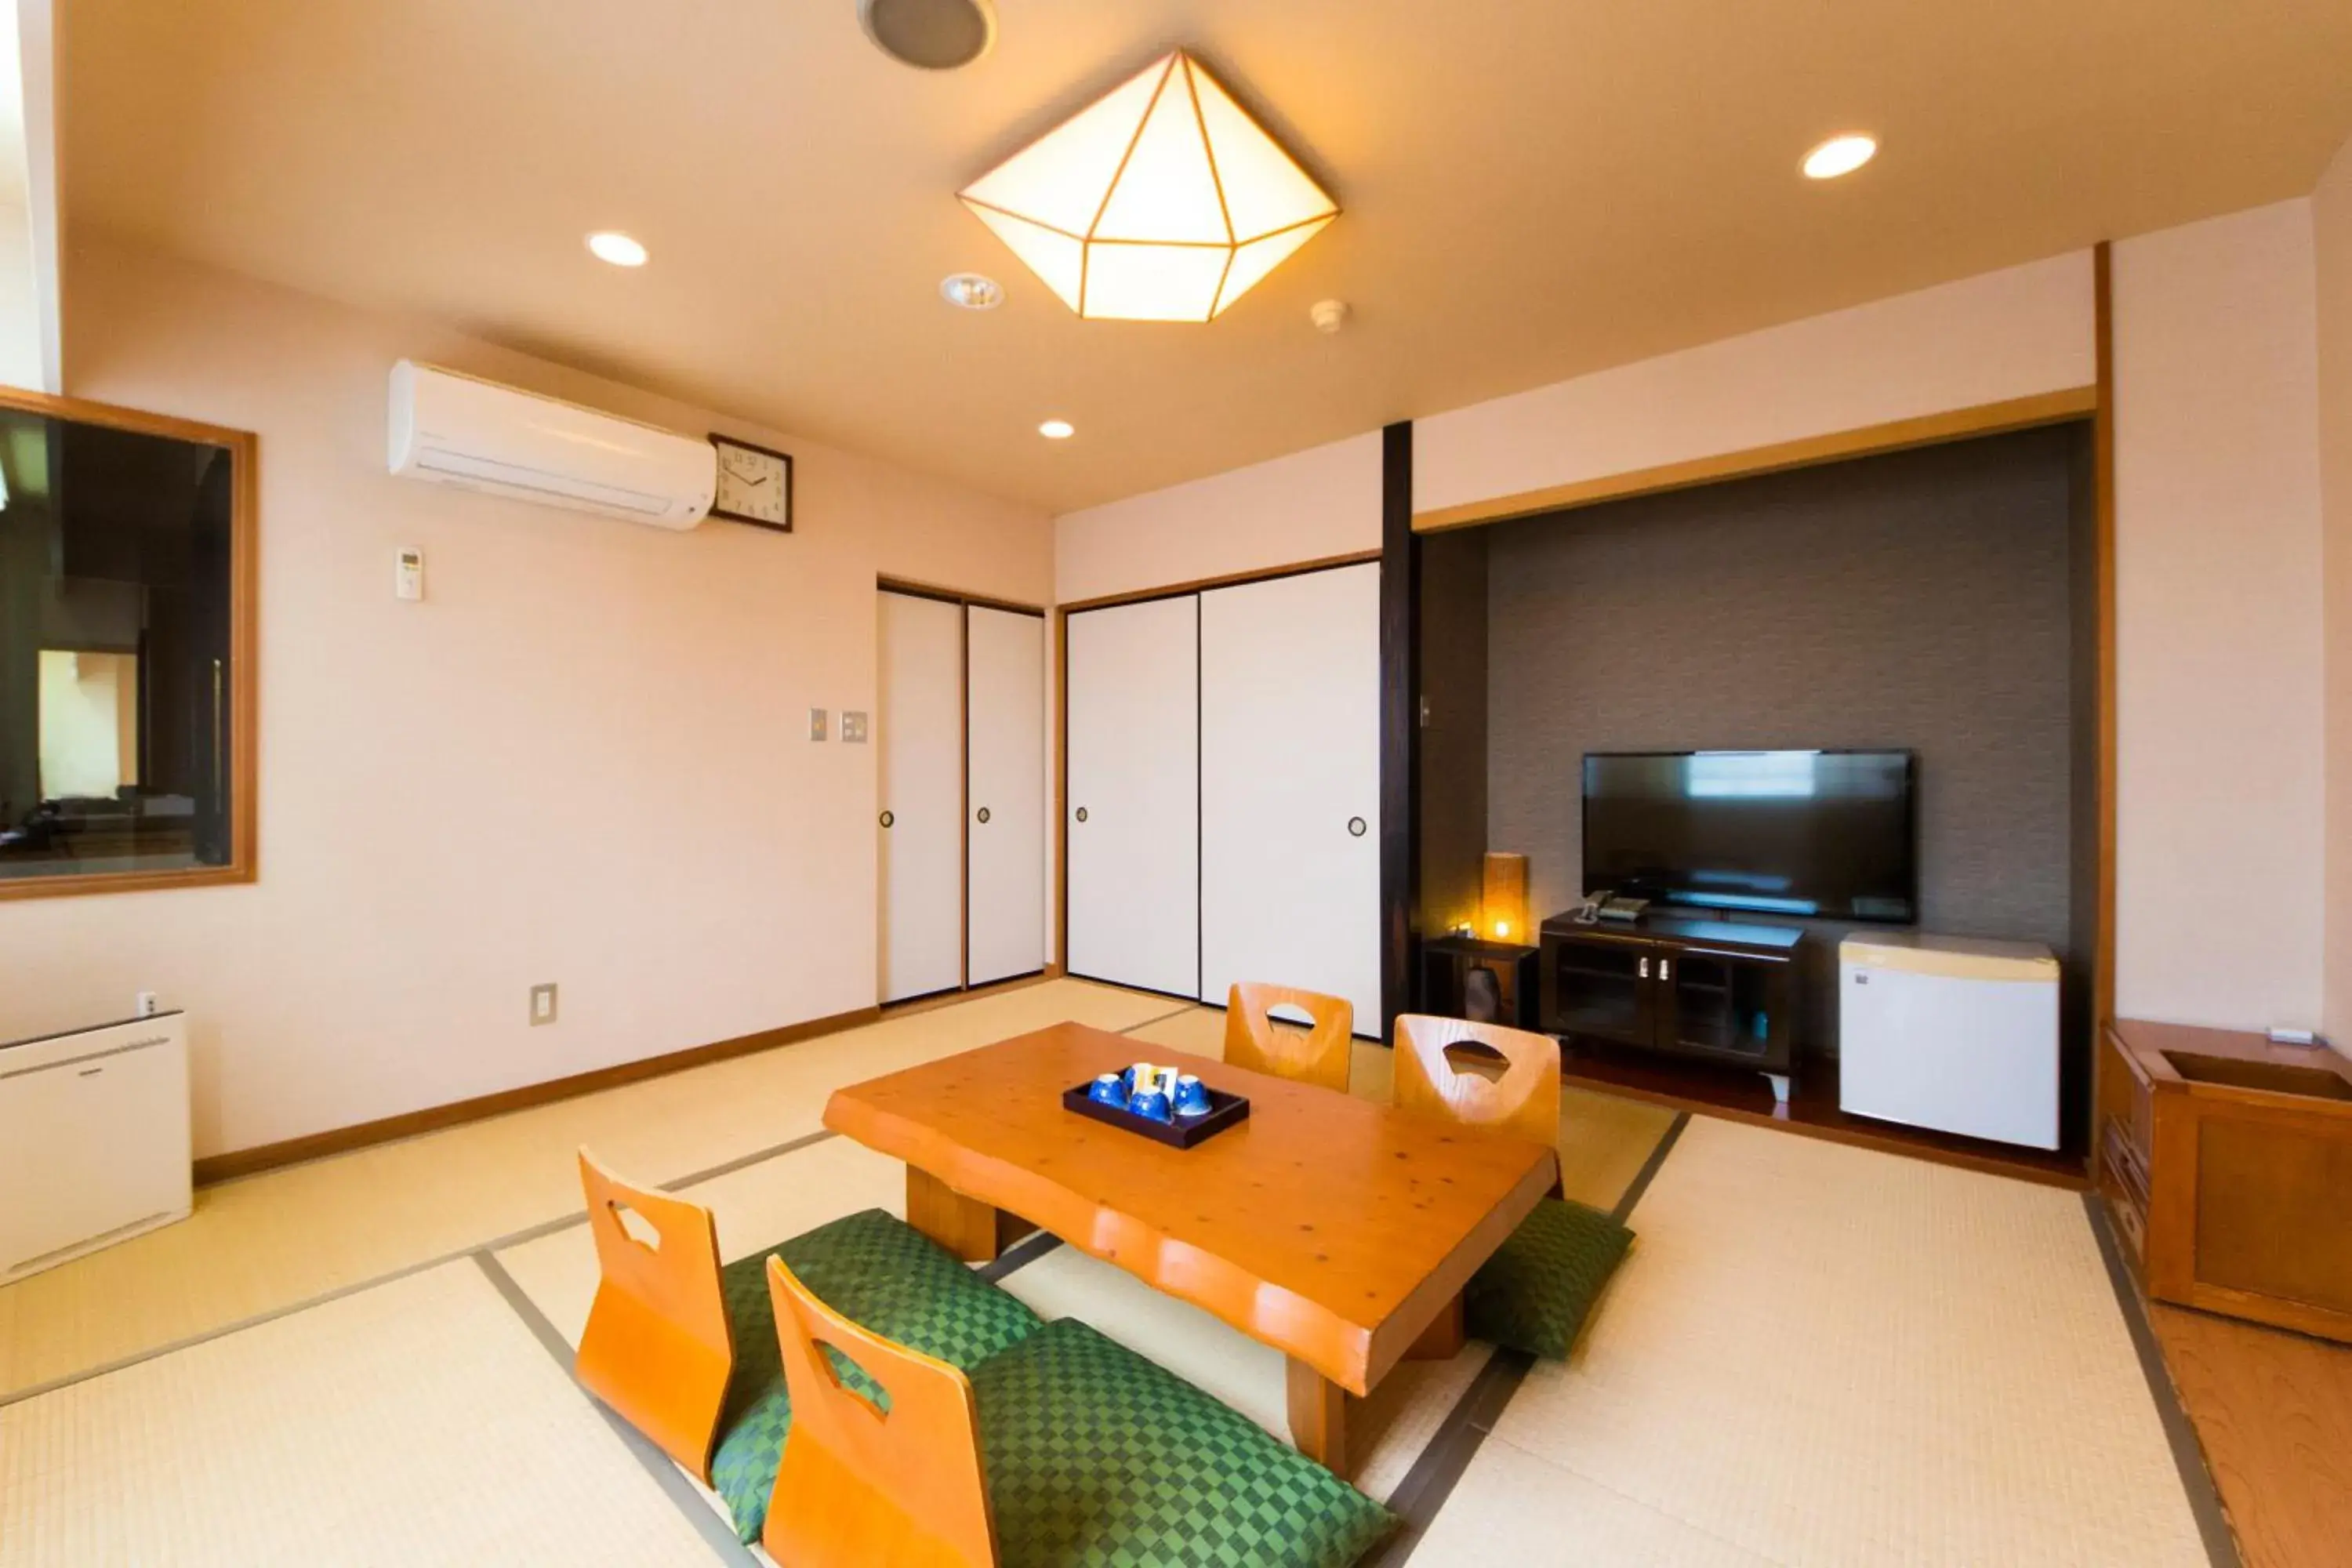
xmin=1417 ymin=527 xmax=1490 ymax=941
xmin=1484 ymin=428 xmax=2080 ymax=1051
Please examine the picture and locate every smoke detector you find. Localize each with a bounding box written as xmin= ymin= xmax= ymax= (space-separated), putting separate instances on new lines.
xmin=858 ymin=0 xmax=996 ymax=71
xmin=1310 ymin=299 xmax=1351 ymax=334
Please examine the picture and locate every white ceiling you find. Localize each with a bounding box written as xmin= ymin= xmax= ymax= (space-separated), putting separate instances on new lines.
xmin=59 ymin=0 xmax=2352 ymax=512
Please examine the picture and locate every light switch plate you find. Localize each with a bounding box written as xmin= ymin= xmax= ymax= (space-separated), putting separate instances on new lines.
xmin=530 ymin=982 xmax=558 ymax=1025
xmin=808 ymin=707 xmax=829 ymax=742
xmin=842 ymin=710 xmax=869 ymax=743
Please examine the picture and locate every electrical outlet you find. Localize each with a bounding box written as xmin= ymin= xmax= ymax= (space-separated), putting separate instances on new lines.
xmin=136 ymin=990 xmax=159 ymax=1018
xmin=530 ymin=982 xmax=558 ymax=1025
xmin=808 ymin=707 xmax=829 ymax=742
xmin=841 ymin=710 xmax=869 ymax=743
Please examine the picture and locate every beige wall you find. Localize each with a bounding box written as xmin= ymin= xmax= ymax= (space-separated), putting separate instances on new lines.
xmin=2318 ymin=139 xmax=2352 ymax=1054
xmin=1054 ymin=431 xmax=1382 ymax=605
xmin=2113 ymin=200 xmax=2327 ymax=1033
xmin=1411 ymin=251 xmax=2096 ymax=519
xmin=0 ymin=238 xmax=1051 ymax=1158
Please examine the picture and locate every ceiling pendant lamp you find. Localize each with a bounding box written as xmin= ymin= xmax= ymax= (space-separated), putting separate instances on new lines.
xmin=958 ymin=51 xmax=1338 ymax=322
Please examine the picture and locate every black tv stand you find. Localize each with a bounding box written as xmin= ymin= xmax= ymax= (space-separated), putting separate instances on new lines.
xmin=1537 ymin=912 xmax=1804 ymax=1101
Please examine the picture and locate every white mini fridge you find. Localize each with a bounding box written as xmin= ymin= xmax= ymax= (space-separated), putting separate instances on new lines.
xmin=1838 ymin=934 xmax=2060 ymax=1150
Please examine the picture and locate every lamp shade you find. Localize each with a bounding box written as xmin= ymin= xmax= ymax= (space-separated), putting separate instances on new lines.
xmin=1483 ymin=853 xmax=1530 ymax=944
xmin=958 ymin=52 xmax=1338 ymax=322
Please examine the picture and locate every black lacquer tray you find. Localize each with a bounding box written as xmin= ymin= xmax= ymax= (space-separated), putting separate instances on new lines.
xmin=1060 ymin=1080 xmax=1251 ymax=1148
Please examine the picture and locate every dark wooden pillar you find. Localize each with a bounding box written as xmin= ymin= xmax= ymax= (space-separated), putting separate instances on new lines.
xmin=1379 ymin=421 xmax=1417 ymax=1039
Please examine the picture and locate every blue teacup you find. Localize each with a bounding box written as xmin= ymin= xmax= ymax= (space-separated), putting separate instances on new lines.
xmin=1129 ymin=1088 xmax=1174 ymax=1123
xmin=1087 ymin=1073 xmax=1129 ymax=1110
xmin=1173 ymin=1075 xmax=1212 ymax=1118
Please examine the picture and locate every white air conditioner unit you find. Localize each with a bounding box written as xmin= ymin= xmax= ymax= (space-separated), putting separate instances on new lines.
xmin=388 ymin=360 xmax=717 ymax=528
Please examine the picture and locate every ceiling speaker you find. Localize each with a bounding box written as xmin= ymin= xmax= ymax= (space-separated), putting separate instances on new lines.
xmin=858 ymin=0 xmax=996 ymax=71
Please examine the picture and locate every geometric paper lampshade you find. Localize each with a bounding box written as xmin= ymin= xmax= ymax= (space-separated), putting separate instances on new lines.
xmin=958 ymin=51 xmax=1338 ymax=322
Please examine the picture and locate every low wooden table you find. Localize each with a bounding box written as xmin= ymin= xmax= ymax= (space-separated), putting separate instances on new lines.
xmin=823 ymin=1021 xmax=1558 ymax=1475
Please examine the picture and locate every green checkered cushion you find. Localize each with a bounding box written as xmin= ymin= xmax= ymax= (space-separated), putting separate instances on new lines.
xmin=707 ymin=1208 xmax=1043 ymax=1544
xmin=1464 ymin=1197 xmax=1634 ymax=1360
xmin=971 ymin=1317 xmax=1396 ymax=1568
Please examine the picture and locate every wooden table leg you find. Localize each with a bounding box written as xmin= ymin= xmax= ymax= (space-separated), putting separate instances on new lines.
xmin=1405 ymin=1292 xmax=1465 ymax=1361
xmin=1286 ymin=1357 xmax=1348 ymax=1477
xmin=905 ymin=1166 xmax=1022 ymax=1263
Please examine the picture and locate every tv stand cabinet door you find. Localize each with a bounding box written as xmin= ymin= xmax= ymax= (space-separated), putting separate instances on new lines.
xmin=1654 ymin=947 xmax=1795 ymax=1073
xmin=1541 ymin=930 xmax=1657 ymax=1049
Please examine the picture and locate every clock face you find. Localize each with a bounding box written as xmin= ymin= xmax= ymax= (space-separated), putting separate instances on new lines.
xmin=712 ymin=440 xmax=791 ymax=528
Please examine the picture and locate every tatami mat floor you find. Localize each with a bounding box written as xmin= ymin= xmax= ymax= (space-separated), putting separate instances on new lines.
xmin=0 ymin=980 xmax=2220 ymax=1566
xmin=1415 ymin=1113 xmax=2213 ymax=1567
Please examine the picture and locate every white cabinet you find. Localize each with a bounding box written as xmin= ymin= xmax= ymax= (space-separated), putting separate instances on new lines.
xmin=1200 ymin=564 xmax=1381 ymax=1031
xmin=1 ymin=1014 xmax=191 ymax=1284
xmin=878 ymin=591 xmax=965 ymax=1003
xmin=966 ymin=606 xmax=1047 ymax=985
xmin=1065 ymin=595 xmax=1200 ymax=998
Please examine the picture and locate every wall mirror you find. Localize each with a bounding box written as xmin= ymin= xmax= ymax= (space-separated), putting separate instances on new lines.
xmin=0 ymin=388 xmax=256 ymax=898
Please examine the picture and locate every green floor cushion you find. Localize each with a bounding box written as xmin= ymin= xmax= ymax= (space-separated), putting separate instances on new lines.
xmin=971 ymin=1317 xmax=1396 ymax=1568
xmin=1464 ymin=1196 xmax=1635 ymax=1361
xmin=707 ymin=1207 xmax=1043 ymax=1544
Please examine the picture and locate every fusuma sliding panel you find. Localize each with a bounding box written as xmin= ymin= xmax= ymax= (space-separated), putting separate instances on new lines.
xmin=1065 ymin=596 xmax=1200 ymax=998
xmin=1200 ymin=564 xmax=1381 ymax=1031
xmin=966 ymin=606 xmax=1047 ymax=986
xmin=878 ymin=592 xmax=964 ymax=1003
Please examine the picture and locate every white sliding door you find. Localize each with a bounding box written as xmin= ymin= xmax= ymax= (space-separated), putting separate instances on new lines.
xmin=878 ymin=591 xmax=964 ymax=1003
xmin=1200 ymin=563 xmax=1381 ymax=1031
xmin=966 ymin=606 xmax=1046 ymax=985
xmin=1066 ymin=596 xmax=1200 ymax=998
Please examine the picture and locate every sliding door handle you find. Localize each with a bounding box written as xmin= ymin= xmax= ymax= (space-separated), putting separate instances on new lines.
xmin=975 ymin=807 xmax=991 ymax=824
xmin=879 ymin=810 xmax=895 ymax=829
xmin=1346 ymin=816 xmax=1367 ymax=837
xmin=1074 ymin=807 xmax=1088 ymax=822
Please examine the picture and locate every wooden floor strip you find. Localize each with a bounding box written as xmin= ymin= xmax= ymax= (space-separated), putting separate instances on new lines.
xmin=2082 ymin=1193 xmax=2242 ymax=1567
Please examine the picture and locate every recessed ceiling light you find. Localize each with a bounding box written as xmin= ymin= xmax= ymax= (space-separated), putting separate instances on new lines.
xmin=1802 ymin=135 xmax=1877 ymax=180
xmin=586 ymin=231 xmax=648 ymax=267
xmin=940 ymin=273 xmax=1005 ymax=310
xmin=1038 ymin=419 xmax=1075 ymax=440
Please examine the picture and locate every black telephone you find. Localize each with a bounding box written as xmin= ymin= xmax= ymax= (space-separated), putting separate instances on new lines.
xmin=1570 ymin=887 xmax=1650 ymax=924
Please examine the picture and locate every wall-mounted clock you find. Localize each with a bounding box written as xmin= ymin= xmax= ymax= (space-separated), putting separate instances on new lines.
xmin=710 ymin=434 xmax=793 ymax=532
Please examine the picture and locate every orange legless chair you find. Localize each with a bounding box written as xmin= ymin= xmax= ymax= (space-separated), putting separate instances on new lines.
xmin=763 ymin=1253 xmax=996 ymax=1568
xmin=1392 ymin=1014 xmax=1563 ymax=1156
xmin=575 ymin=1149 xmax=735 ymax=1480
xmin=1224 ymin=982 xmax=1355 ymax=1091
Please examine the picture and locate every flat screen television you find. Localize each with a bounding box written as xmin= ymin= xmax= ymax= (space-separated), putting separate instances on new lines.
xmin=1581 ymin=750 xmax=1916 ymax=923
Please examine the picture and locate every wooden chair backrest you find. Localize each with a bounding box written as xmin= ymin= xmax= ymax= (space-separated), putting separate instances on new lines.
xmin=762 ymin=1254 xmax=998 ymax=1568
xmin=1224 ymin=982 xmax=1354 ymax=1091
xmin=1392 ymin=1014 xmax=1562 ymax=1148
xmin=575 ymin=1149 xmax=734 ymax=1481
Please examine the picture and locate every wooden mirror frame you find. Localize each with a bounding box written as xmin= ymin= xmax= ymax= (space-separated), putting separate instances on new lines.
xmin=0 ymin=384 xmax=258 ymax=901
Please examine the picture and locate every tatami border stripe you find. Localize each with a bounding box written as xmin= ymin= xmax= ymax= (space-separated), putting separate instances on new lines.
xmin=472 ymin=1251 xmax=761 ymax=1567
xmin=2 ymin=996 xmax=1192 ymax=1411
xmin=0 ymin=1127 xmax=850 ymax=1410
xmin=2082 ymin=1193 xmax=2241 ymax=1568
xmin=1364 ymin=1109 xmax=1691 ymax=1564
